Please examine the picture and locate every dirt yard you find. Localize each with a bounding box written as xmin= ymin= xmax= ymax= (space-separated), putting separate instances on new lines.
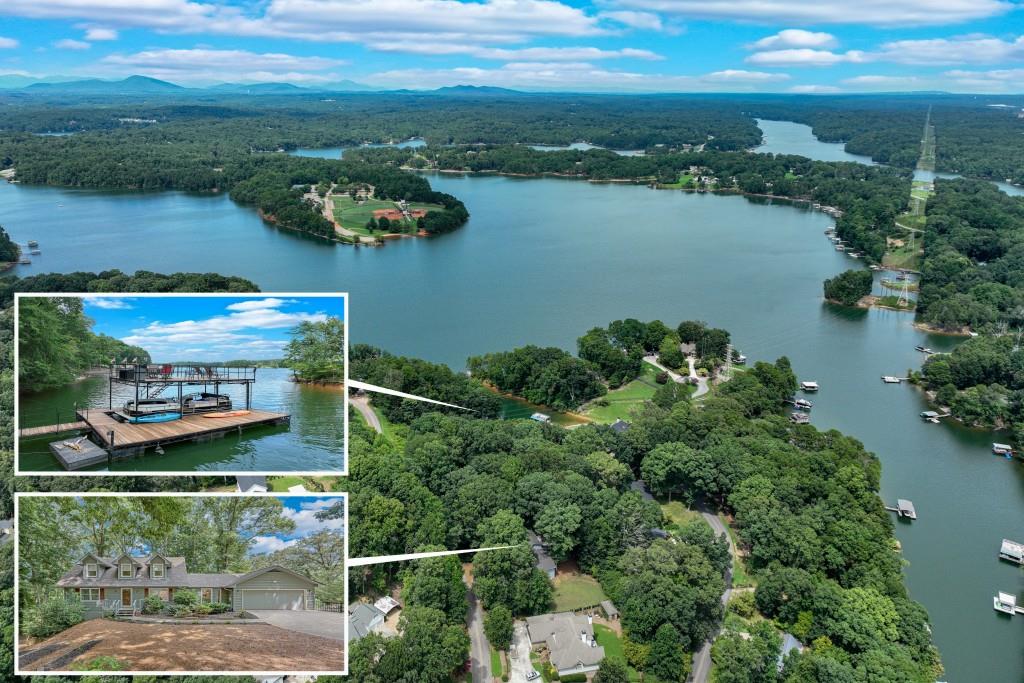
xmin=20 ymin=619 xmax=345 ymax=672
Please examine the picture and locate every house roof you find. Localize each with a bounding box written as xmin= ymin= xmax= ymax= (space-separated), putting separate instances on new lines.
xmin=527 ymin=530 xmax=557 ymax=574
xmin=348 ymin=602 xmax=385 ymax=641
xmin=525 ymin=612 xmax=605 ymax=672
xmin=237 ymin=475 xmax=268 ymax=492
xmin=610 ymin=419 xmax=631 ymax=433
xmin=57 ymin=556 xmax=315 ymax=589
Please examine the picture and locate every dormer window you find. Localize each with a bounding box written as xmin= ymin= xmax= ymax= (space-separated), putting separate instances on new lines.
xmin=85 ymin=563 xmax=98 ymax=578
xmin=119 ymin=562 xmax=133 ymax=578
xmin=151 ymin=562 xmax=164 ymax=578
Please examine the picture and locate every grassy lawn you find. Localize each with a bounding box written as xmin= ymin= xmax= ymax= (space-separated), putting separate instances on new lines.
xmin=875 ymin=295 xmax=916 ymax=311
xmin=660 ymin=172 xmax=695 ymax=189
xmin=552 ymin=573 xmax=608 ymax=612
xmin=268 ymin=475 xmax=307 ymax=492
xmin=332 ymin=195 xmax=443 ymax=234
xmin=529 ymin=652 xmax=550 ymax=682
xmin=594 ymin=625 xmax=645 ymax=682
xmin=661 ymin=500 xmax=704 ymax=528
xmin=882 ymin=241 xmax=922 ymax=270
xmin=584 ymin=362 xmax=662 ymax=423
xmin=721 ymin=517 xmax=754 ymax=588
xmin=489 ymin=646 xmax=504 ymax=677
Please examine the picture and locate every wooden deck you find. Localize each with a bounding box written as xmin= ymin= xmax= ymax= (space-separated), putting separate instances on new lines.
xmin=48 ymin=437 xmax=109 ymax=470
xmin=20 ymin=421 xmax=88 ymax=438
xmin=77 ymin=409 xmax=290 ymax=457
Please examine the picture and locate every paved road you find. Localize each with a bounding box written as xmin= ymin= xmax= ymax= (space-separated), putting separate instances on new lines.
xmin=247 ymin=610 xmax=346 ymax=641
xmin=466 ymin=586 xmax=492 ymax=683
xmin=351 ymin=395 xmax=383 ymax=434
xmin=689 ymin=506 xmax=735 ymax=683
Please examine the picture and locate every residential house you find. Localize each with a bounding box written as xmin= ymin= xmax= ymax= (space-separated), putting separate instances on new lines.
xmin=237 ymin=475 xmax=268 ymax=493
xmin=525 ymin=611 xmax=605 ymax=677
xmin=527 ymin=530 xmax=557 ymax=579
xmin=57 ymin=553 xmax=318 ymax=617
xmin=610 ymin=419 xmax=630 ymax=434
xmin=348 ymin=602 xmax=386 ymax=641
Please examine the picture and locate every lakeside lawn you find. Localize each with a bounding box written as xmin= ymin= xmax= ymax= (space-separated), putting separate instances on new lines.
xmin=585 ymin=362 xmax=663 ymax=423
xmin=332 ymin=194 xmax=443 ymax=235
xmin=268 ymin=475 xmax=306 ymax=492
xmin=659 ymin=172 xmax=695 ymax=189
xmin=552 ymin=573 xmax=608 ymax=612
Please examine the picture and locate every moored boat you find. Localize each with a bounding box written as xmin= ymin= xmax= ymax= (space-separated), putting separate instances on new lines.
xmin=992 ymin=442 xmax=1014 ymax=457
xmin=182 ymin=392 xmax=232 ymax=413
xmin=129 ymin=411 xmax=182 ymax=424
xmin=799 ymin=381 xmax=819 ymax=392
xmin=124 ymin=397 xmax=181 ymax=416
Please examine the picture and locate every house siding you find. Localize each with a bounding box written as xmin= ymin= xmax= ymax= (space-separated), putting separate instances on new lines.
xmin=232 ymin=571 xmax=314 ymax=611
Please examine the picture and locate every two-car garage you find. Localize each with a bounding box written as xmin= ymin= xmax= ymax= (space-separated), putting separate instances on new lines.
xmin=230 ymin=566 xmax=317 ymax=611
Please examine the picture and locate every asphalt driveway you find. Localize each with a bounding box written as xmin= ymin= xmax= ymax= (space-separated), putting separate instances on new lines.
xmin=247 ymin=610 xmax=346 ymax=641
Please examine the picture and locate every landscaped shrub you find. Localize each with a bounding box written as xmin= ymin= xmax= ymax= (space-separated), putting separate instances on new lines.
xmin=561 ymin=674 xmax=587 ymax=683
xmin=171 ymin=604 xmax=193 ymax=617
xmin=23 ymin=594 xmax=85 ymax=638
xmin=172 ymin=589 xmax=199 ymax=606
xmin=194 ymin=603 xmax=213 ymax=615
xmin=73 ymin=655 xmax=125 ymax=671
xmin=208 ymin=602 xmax=231 ymax=614
xmin=142 ymin=595 xmax=165 ymax=614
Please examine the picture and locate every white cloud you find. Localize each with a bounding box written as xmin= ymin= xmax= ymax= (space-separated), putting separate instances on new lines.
xmin=750 ymin=30 xmax=837 ymax=50
xmin=54 ymin=38 xmax=91 ymax=50
xmin=702 ymin=69 xmax=790 ymax=82
xmin=746 ymin=48 xmax=866 ymax=67
xmin=0 ymin=37 xmax=19 ymax=49
xmin=224 ymin=297 xmax=296 ymax=312
xmin=944 ymin=68 xmax=1024 ymax=91
xmin=250 ymin=536 xmax=300 ymax=554
xmin=367 ymin=43 xmax=662 ymax=60
xmin=842 ymin=74 xmax=922 ymax=87
xmin=282 ymin=503 xmax=345 ymax=536
xmin=598 ymin=10 xmax=664 ymax=31
xmin=873 ymin=34 xmax=1024 ymax=65
xmin=788 ymin=84 xmax=843 ymax=93
xmin=603 ymin=0 xmax=1013 ymax=26
xmin=98 ymin=48 xmax=344 ymax=83
xmin=85 ymin=297 xmax=134 ymax=310
xmin=83 ymin=26 xmax=119 ymax=41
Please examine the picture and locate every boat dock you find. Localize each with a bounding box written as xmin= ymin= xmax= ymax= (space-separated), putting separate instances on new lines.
xmin=993 ymin=592 xmax=1024 ymax=616
xmin=77 ymin=408 xmax=290 ymax=461
xmin=999 ymin=539 xmax=1024 ymax=565
xmin=19 ymin=421 xmax=87 ymax=438
xmin=885 ymin=499 xmax=917 ymax=519
xmin=48 ymin=437 xmax=109 ymax=470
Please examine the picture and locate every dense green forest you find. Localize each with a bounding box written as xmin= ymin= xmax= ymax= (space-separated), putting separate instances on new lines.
xmin=17 ymin=296 xmax=150 ymax=391
xmin=0 ymin=226 xmax=19 ymax=263
xmin=285 ymin=318 xmax=346 ymax=383
xmin=347 ymin=320 xmax=941 ymax=683
xmin=823 ymin=270 xmax=873 ymax=306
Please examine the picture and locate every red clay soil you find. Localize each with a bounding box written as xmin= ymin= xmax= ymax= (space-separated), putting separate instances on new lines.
xmin=21 ymin=619 xmax=345 ymax=672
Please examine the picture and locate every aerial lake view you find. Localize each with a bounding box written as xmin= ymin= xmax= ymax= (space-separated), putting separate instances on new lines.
xmin=2 ymin=118 xmax=1022 ymax=679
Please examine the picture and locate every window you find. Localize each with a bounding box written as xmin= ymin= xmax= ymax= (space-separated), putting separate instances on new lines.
xmin=85 ymin=563 xmax=98 ymax=578
xmin=80 ymin=588 xmax=100 ymax=602
xmin=120 ymin=563 xmax=132 ymax=578
xmin=201 ymin=588 xmax=212 ymax=603
xmin=151 ymin=563 xmax=164 ymax=578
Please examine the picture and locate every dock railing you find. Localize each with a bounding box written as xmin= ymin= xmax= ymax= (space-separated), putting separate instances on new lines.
xmin=109 ymin=362 xmax=257 ymax=384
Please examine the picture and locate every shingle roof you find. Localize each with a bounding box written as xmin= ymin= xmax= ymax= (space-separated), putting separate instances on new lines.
xmin=348 ymin=602 xmax=385 ymax=641
xmin=525 ymin=612 xmax=605 ymax=671
xmin=527 ymin=530 xmax=557 ymax=574
xmin=57 ymin=555 xmax=242 ymax=589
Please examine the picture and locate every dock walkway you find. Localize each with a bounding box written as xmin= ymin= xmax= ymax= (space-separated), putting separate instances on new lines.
xmin=19 ymin=422 xmax=87 ymax=438
xmin=77 ymin=409 xmax=290 ymax=458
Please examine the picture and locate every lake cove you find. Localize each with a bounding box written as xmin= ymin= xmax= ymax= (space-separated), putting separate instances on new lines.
xmin=2 ymin=147 xmax=1023 ymax=679
xmin=18 ymin=368 xmax=345 ymax=472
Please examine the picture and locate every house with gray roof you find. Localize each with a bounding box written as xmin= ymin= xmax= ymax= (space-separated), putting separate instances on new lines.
xmin=57 ymin=553 xmax=318 ymax=617
xmin=236 ymin=475 xmax=268 ymax=493
xmin=348 ymin=602 xmax=386 ymax=641
xmin=525 ymin=611 xmax=605 ymax=677
xmin=527 ymin=530 xmax=557 ymax=579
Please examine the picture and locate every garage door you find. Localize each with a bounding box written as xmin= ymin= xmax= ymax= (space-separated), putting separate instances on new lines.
xmin=244 ymin=590 xmax=305 ymax=610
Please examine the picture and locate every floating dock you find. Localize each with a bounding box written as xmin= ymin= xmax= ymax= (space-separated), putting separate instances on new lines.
xmin=77 ymin=409 xmax=290 ymax=460
xmin=48 ymin=437 xmax=108 ymax=470
xmin=993 ymin=592 xmax=1024 ymax=616
xmin=886 ymin=499 xmax=917 ymax=520
xmin=999 ymin=539 xmax=1024 ymax=565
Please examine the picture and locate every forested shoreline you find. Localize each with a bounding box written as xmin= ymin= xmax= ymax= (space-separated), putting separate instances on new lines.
xmin=348 ymin=320 xmax=942 ymax=683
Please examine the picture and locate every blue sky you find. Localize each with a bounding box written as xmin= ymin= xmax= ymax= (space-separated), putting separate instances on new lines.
xmin=0 ymin=0 xmax=1022 ymax=92
xmin=249 ymin=496 xmax=345 ymax=556
xmin=82 ymin=295 xmax=345 ymax=362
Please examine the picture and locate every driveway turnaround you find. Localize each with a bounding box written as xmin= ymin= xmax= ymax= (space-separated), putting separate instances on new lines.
xmin=247 ymin=610 xmax=346 ymax=641
xmin=19 ymin=619 xmax=345 ymax=672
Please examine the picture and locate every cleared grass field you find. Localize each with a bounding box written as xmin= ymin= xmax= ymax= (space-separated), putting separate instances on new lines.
xmin=331 ymin=195 xmax=443 ymax=235
xmin=585 ymin=362 xmax=662 ymax=423
xmin=552 ymin=573 xmax=608 ymax=612
xmin=594 ymin=625 xmax=646 ymax=682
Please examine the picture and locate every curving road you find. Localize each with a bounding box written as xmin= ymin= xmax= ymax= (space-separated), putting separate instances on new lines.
xmin=350 ymin=395 xmax=383 ymax=434
xmin=689 ymin=506 xmax=735 ymax=683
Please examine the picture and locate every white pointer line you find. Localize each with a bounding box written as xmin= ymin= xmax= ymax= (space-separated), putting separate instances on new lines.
xmin=348 ymin=380 xmax=476 ymax=411
xmin=347 ymin=545 xmax=519 ymax=567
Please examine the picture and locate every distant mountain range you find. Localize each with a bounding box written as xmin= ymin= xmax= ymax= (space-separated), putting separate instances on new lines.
xmin=0 ymin=74 xmax=439 ymax=94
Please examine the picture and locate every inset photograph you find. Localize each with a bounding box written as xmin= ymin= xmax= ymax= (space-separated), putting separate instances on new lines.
xmin=15 ymin=492 xmax=347 ymax=675
xmin=15 ymin=293 xmax=347 ymax=474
